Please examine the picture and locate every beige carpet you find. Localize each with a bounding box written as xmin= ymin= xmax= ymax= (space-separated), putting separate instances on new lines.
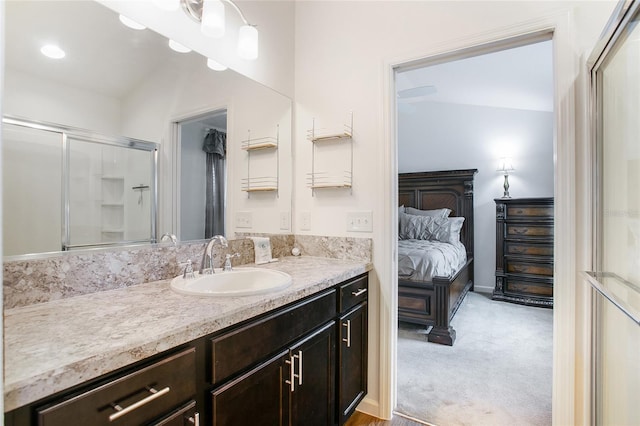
xmin=396 ymin=291 xmax=553 ymax=426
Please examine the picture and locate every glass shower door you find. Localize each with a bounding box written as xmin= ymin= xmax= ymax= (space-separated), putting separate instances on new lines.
xmin=66 ymin=138 xmax=156 ymax=249
xmin=589 ymin=1 xmax=640 ymax=424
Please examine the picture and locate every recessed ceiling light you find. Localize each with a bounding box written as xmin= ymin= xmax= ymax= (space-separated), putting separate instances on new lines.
xmin=40 ymin=44 xmax=65 ymax=59
xmin=207 ymin=58 xmax=227 ymax=71
xmin=169 ymin=39 xmax=191 ymax=53
xmin=119 ymin=14 xmax=146 ymax=30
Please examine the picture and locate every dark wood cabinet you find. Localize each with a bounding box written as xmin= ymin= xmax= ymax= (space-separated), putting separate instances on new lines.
xmin=336 ymin=273 xmax=368 ymax=424
xmin=494 ymin=197 xmax=554 ymax=307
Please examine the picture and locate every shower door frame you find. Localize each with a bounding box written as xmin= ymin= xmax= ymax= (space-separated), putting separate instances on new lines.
xmin=2 ymin=115 xmax=159 ymax=252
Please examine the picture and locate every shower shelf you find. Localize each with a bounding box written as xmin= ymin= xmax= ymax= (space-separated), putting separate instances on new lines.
xmin=243 ymin=126 xmax=279 ymax=198
xmin=307 ymin=112 xmax=353 ymax=195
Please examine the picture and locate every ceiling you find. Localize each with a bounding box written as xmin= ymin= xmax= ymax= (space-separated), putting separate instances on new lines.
xmin=5 ymin=1 xmax=198 ymax=99
xmin=396 ymin=40 xmax=554 ymax=112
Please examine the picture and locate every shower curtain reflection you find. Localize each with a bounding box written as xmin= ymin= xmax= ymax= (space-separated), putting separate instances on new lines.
xmin=203 ymin=129 xmax=226 ymax=238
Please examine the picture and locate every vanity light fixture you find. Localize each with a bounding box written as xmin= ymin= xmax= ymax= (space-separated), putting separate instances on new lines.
xmin=169 ymin=39 xmax=192 ymax=53
xmin=40 ymin=44 xmax=65 ymax=59
xmin=496 ymin=158 xmax=515 ymax=198
xmin=180 ymin=0 xmax=259 ymax=60
xmin=207 ymin=58 xmax=228 ymax=71
xmin=119 ymin=14 xmax=146 ymax=30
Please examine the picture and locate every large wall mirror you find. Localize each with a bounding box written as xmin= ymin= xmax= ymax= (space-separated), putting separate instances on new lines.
xmin=2 ymin=0 xmax=293 ymax=258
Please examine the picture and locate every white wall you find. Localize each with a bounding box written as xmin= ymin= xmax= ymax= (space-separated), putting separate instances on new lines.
xmin=398 ymin=101 xmax=554 ymax=292
xmin=294 ymin=0 xmax=616 ymax=420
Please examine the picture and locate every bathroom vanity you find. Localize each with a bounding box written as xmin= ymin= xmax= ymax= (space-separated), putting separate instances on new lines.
xmin=4 ymin=257 xmax=370 ymax=425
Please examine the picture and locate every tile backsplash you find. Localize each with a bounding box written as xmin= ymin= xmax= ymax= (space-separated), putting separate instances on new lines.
xmin=3 ymin=234 xmax=371 ymax=309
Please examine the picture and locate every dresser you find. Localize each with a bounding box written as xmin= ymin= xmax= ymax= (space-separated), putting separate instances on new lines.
xmin=493 ymin=197 xmax=554 ymax=308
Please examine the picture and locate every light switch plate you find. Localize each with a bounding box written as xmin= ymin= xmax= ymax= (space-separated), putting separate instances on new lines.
xmin=300 ymin=211 xmax=311 ymax=231
xmin=236 ymin=211 xmax=253 ymax=228
xmin=347 ymin=211 xmax=373 ymax=232
xmin=279 ymin=211 xmax=290 ymax=230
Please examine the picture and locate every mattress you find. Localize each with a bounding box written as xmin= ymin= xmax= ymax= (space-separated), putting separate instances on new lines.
xmin=398 ymin=239 xmax=467 ymax=282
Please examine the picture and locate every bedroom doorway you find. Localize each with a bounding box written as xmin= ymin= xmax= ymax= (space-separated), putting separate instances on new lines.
xmin=393 ymin=34 xmax=555 ymax=425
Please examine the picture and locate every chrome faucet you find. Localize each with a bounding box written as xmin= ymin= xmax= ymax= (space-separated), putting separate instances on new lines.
xmin=200 ymin=235 xmax=228 ymax=274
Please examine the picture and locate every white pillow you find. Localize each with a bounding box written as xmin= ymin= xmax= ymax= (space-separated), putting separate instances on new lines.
xmin=399 ymin=212 xmax=464 ymax=244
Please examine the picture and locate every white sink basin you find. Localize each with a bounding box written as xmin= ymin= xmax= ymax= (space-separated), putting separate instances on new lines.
xmin=170 ymin=267 xmax=292 ymax=297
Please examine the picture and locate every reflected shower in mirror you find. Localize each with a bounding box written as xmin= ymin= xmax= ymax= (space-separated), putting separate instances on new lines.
xmin=2 ymin=0 xmax=293 ymax=258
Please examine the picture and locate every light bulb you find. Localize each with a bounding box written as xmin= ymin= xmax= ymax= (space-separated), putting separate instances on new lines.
xmin=201 ymin=0 xmax=225 ymax=38
xmin=169 ymin=39 xmax=191 ymax=53
xmin=119 ymin=15 xmax=146 ymax=30
xmin=237 ymin=25 xmax=258 ymax=60
xmin=207 ymin=58 xmax=228 ymax=71
xmin=40 ymin=44 xmax=65 ymax=59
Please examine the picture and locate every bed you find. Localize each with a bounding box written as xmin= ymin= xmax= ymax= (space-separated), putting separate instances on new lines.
xmin=398 ymin=169 xmax=477 ymax=345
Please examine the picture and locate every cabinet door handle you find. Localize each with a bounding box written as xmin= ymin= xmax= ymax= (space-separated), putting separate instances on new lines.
xmin=342 ymin=320 xmax=351 ymax=348
xmin=108 ymin=386 xmax=170 ymax=422
xmin=351 ymin=288 xmax=367 ymax=297
xmin=285 ymin=354 xmax=296 ymax=392
xmin=187 ymin=412 xmax=200 ymax=426
xmin=296 ymin=350 xmax=303 ymax=386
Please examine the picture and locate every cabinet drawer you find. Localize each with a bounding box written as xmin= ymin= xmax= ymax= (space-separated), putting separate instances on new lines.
xmin=506 ymin=205 xmax=553 ymax=219
xmin=339 ymin=274 xmax=368 ymax=313
xmin=153 ymin=400 xmax=197 ymax=426
xmin=37 ymin=348 xmax=196 ymax=426
xmin=210 ymin=289 xmax=336 ymax=385
xmin=505 ymin=258 xmax=553 ymax=277
xmin=505 ymin=278 xmax=553 ymax=298
xmin=506 ymin=241 xmax=553 ymax=257
xmin=506 ymin=224 xmax=553 ymax=238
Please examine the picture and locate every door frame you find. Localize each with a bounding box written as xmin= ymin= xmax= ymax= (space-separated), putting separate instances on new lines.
xmin=380 ymin=12 xmax=588 ymax=425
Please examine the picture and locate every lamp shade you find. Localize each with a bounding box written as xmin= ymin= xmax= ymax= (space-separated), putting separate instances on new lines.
xmin=237 ymin=25 xmax=258 ymax=60
xmin=201 ymin=0 xmax=225 ymax=38
xmin=496 ymin=158 xmax=515 ymax=173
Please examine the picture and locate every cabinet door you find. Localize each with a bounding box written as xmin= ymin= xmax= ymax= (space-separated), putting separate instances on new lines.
xmin=289 ymin=321 xmax=336 ymax=426
xmin=211 ymin=350 xmax=289 ymax=426
xmin=338 ymin=302 xmax=368 ymax=425
xmin=151 ymin=400 xmax=198 ymax=426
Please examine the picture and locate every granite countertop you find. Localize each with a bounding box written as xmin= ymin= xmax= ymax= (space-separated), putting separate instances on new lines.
xmin=4 ymin=256 xmax=372 ymax=412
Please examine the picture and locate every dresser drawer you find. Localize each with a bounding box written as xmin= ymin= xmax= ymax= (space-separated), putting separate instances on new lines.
xmin=339 ymin=274 xmax=368 ymax=313
xmin=37 ymin=348 xmax=196 ymax=426
xmin=506 ymin=223 xmax=553 ymax=238
xmin=506 ymin=241 xmax=553 ymax=257
xmin=505 ymin=258 xmax=553 ymax=277
xmin=506 ymin=205 xmax=553 ymax=219
xmin=504 ymin=277 xmax=553 ymax=298
xmin=210 ymin=289 xmax=336 ymax=385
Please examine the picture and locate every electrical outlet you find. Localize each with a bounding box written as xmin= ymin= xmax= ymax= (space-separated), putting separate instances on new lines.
xmin=347 ymin=211 xmax=373 ymax=232
xmin=279 ymin=211 xmax=290 ymax=230
xmin=236 ymin=211 xmax=253 ymax=228
xmin=300 ymin=211 xmax=311 ymax=231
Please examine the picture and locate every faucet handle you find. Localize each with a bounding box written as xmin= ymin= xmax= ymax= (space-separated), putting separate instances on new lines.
xmin=224 ymin=253 xmax=240 ymax=271
xmin=180 ymin=259 xmax=196 ymax=279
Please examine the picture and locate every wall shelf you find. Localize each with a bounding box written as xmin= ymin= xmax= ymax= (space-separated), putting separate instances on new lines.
xmin=243 ymin=126 xmax=279 ymax=198
xmin=307 ymin=112 xmax=353 ymax=195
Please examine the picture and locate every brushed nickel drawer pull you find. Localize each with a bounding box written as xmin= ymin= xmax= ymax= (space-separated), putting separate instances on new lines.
xmin=187 ymin=412 xmax=200 ymax=426
xmin=297 ymin=350 xmax=303 ymax=386
xmin=351 ymin=288 xmax=367 ymax=297
xmin=342 ymin=320 xmax=352 ymax=347
xmin=285 ymin=354 xmax=297 ymax=392
xmin=108 ymin=386 xmax=170 ymax=422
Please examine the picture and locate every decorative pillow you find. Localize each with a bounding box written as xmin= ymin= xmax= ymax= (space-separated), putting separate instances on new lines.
xmin=399 ymin=212 xmax=464 ymax=245
xmin=405 ymin=206 xmax=451 ymax=219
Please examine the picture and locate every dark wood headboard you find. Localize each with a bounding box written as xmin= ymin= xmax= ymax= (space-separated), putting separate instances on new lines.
xmin=399 ymin=169 xmax=477 ymax=258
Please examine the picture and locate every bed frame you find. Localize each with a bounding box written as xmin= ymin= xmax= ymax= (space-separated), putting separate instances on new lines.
xmin=398 ymin=169 xmax=477 ymax=345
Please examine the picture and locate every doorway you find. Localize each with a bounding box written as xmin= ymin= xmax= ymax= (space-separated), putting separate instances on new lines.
xmin=177 ymin=109 xmax=228 ymax=241
xmin=393 ymin=36 xmax=555 ymax=425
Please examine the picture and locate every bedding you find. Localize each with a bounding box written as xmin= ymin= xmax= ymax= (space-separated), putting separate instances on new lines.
xmin=398 ymin=239 xmax=467 ymax=282
xmin=399 ymin=212 xmax=464 ymax=244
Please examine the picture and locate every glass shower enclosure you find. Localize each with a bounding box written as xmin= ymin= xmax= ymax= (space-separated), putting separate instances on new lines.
xmin=587 ymin=1 xmax=640 ymax=424
xmin=2 ymin=117 xmax=158 ymax=256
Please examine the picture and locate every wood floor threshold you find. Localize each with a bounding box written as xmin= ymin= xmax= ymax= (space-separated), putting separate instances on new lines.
xmin=345 ymin=410 xmax=436 ymax=426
